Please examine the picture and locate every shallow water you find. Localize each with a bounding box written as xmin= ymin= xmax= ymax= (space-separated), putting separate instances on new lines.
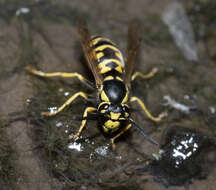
xmin=0 ymin=0 xmax=216 ymax=190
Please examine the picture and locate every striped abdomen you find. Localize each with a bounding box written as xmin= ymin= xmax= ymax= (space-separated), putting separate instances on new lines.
xmin=90 ymin=36 xmax=125 ymax=76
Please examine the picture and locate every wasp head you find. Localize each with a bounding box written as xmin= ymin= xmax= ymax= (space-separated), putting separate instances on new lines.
xmin=98 ymin=102 xmax=130 ymax=132
xmin=98 ymin=102 xmax=130 ymax=119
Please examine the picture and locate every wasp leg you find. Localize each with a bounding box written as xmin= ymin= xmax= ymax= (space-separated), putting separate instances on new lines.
xmin=69 ymin=107 xmax=97 ymax=139
xmin=131 ymin=67 xmax=158 ymax=81
xmin=25 ymin=66 xmax=93 ymax=87
xmin=42 ymin=92 xmax=88 ymax=116
xmin=130 ymin=96 xmax=166 ymax=122
xmin=110 ymin=124 xmax=132 ymax=149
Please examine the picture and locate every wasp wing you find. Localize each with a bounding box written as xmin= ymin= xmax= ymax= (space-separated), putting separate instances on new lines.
xmin=77 ymin=19 xmax=103 ymax=88
xmin=124 ymin=20 xmax=141 ymax=88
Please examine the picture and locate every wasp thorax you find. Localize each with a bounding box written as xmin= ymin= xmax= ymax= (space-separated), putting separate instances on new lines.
xmin=101 ymin=79 xmax=127 ymax=103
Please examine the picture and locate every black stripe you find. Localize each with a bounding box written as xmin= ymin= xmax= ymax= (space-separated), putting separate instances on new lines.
xmin=102 ymin=70 xmax=122 ymax=78
xmin=96 ymin=48 xmax=121 ymax=62
xmin=105 ymin=62 xmax=118 ymax=69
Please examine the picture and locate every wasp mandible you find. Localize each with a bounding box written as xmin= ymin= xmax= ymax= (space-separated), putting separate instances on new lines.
xmin=26 ymin=19 xmax=166 ymax=148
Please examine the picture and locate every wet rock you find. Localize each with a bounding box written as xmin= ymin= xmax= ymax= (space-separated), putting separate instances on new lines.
xmin=150 ymin=126 xmax=216 ymax=186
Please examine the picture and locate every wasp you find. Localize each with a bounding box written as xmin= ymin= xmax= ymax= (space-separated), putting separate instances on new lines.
xmin=26 ymin=19 xmax=165 ymax=148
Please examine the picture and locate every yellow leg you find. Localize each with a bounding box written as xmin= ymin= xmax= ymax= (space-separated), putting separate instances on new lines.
xmin=42 ymin=92 xmax=88 ymax=116
xmin=130 ymin=96 xmax=165 ymax=122
xmin=69 ymin=107 xmax=97 ymax=139
xmin=131 ymin=67 xmax=158 ymax=81
xmin=25 ymin=66 xmax=89 ymax=85
xmin=110 ymin=124 xmax=132 ymax=149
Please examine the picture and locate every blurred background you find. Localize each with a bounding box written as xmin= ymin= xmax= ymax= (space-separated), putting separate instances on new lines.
xmin=0 ymin=0 xmax=216 ymax=190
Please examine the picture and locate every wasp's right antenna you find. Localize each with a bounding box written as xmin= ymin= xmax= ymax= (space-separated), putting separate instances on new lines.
xmin=128 ymin=119 xmax=159 ymax=146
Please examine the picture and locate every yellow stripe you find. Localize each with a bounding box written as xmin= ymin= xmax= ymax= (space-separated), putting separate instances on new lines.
xmin=98 ymin=59 xmax=122 ymax=69
xmin=116 ymin=76 xmax=123 ymax=81
xmin=104 ymin=76 xmax=114 ymax=80
xmin=110 ymin=112 xmax=121 ymax=120
xmin=98 ymin=102 xmax=111 ymax=107
xmin=100 ymin=91 xmax=110 ymax=102
xmin=91 ymin=37 xmax=113 ymax=46
xmin=114 ymin=65 xmax=123 ymax=73
xmin=104 ymin=120 xmax=120 ymax=129
xmin=91 ymin=37 xmax=103 ymax=45
xmin=94 ymin=44 xmax=119 ymax=52
xmin=100 ymin=67 xmax=112 ymax=74
xmin=96 ymin=52 xmax=104 ymax=59
xmin=98 ymin=59 xmax=123 ymax=74
xmin=115 ymin=52 xmax=121 ymax=59
xmin=122 ymin=92 xmax=129 ymax=103
xmin=100 ymin=66 xmax=123 ymax=74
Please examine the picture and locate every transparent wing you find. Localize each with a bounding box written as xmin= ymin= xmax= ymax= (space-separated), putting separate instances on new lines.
xmin=124 ymin=20 xmax=141 ymax=88
xmin=77 ymin=19 xmax=103 ymax=88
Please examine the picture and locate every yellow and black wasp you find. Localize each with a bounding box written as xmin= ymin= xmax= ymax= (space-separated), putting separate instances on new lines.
xmin=26 ymin=19 xmax=165 ymax=148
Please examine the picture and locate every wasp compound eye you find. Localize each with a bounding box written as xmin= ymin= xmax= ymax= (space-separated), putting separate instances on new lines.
xmin=104 ymin=104 xmax=109 ymax=110
xmin=99 ymin=103 xmax=110 ymax=112
xmin=122 ymin=105 xmax=129 ymax=113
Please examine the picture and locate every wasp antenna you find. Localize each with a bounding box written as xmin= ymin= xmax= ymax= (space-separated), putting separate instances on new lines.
xmin=128 ymin=119 xmax=159 ymax=146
